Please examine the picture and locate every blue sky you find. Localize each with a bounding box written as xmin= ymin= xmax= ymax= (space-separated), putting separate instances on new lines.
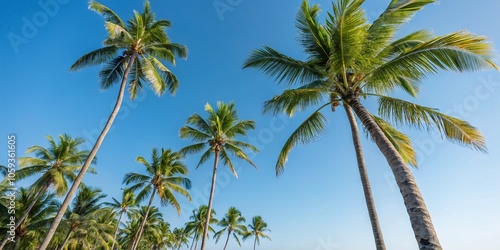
xmin=1 ymin=0 xmax=500 ymax=249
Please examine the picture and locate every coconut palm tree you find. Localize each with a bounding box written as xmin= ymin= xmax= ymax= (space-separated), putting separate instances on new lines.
xmin=184 ymin=205 xmax=218 ymax=250
xmin=65 ymin=207 xmax=116 ymax=250
xmin=38 ymin=1 xmax=188 ymax=247
xmin=104 ymin=190 xmax=137 ymax=250
xmin=1 ymin=188 xmax=59 ymax=250
xmin=0 ymin=134 xmax=94 ymax=249
xmin=57 ymin=185 xmax=107 ymax=250
xmin=243 ymin=0 xmax=497 ymax=249
xmin=180 ymin=102 xmax=259 ymax=250
xmin=123 ymin=148 xmax=191 ymax=250
xmin=242 ymin=216 xmax=271 ymax=250
xmin=171 ymin=227 xmax=190 ymax=250
xmin=120 ymin=206 xmax=164 ymax=250
xmin=214 ymin=207 xmax=247 ymax=250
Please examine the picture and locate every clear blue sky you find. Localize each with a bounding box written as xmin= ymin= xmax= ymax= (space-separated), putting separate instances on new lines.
xmin=1 ymin=0 xmax=500 ymax=249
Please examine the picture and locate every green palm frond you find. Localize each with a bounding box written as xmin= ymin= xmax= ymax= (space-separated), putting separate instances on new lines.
xmin=377 ymin=95 xmax=486 ymax=152
xmin=243 ymin=46 xmax=323 ymax=86
xmin=371 ymin=115 xmax=417 ymax=167
xmin=70 ymin=46 xmax=118 ymax=71
xmin=295 ymin=0 xmax=331 ymax=63
xmin=98 ymin=55 xmax=127 ymax=90
xmin=263 ymin=84 xmax=328 ymax=116
xmin=276 ymin=105 xmax=328 ymax=175
xmin=89 ymin=1 xmax=125 ymax=27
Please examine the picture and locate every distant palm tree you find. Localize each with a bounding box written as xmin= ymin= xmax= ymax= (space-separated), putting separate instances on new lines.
xmin=66 ymin=207 xmax=116 ymax=249
xmin=123 ymin=148 xmax=191 ymax=250
xmin=57 ymin=185 xmax=107 ymax=250
xmin=243 ymin=216 xmax=271 ymax=250
xmin=214 ymin=207 xmax=247 ymax=250
xmin=104 ymin=190 xmax=137 ymax=250
xmin=0 ymin=134 xmax=94 ymax=249
xmin=171 ymin=227 xmax=190 ymax=250
xmin=244 ymin=0 xmax=497 ymax=248
xmin=38 ymin=1 xmax=188 ymax=247
xmin=121 ymin=206 xmax=164 ymax=250
xmin=185 ymin=205 xmax=217 ymax=250
xmin=180 ymin=102 xmax=259 ymax=250
xmin=1 ymin=188 xmax=59 ymax=250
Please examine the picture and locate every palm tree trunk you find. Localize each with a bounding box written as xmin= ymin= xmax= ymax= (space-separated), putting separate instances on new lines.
xmin=189 ymin=232 xmax=198 ymax=250
xmin=222 ymin=229 xmax=231 ymax=250
xmin=343 ymin=104 xmax=386 ymax=250
xmin=130 ymin=190 xmax=156 ymax=250
xmin=200 ymin=148 xmax=220 ymax=250
xmin=38 ymin=52 xmax=138 ymax=250
xmin=58 ymin=230 xmax=73 ymax=250
xmin=111 ymin=210 xmax=125 ymax=250
xmin=345 ymin=95 xmax=442 ymax=250
xmin=253 ymin=236 xmax=257 ymax=250
xmin=194 ymin=238 xmax=199 ymax=250
xmin=0 ymin=182 xmax=50 ymax=250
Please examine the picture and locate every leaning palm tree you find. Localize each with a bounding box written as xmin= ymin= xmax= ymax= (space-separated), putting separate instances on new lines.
xmin=123 ymin=148 xmax=191 ymax=250
xmin=214 ymin=207 xmax=247 ymax=250
xmin=57 ymin=185 xmax=107 ymax=250
xmin=242 ymin=216 xmax=271 ymax=250
xmin=104 ymin=190 xmax=137 ymax=250
xmin=38 ymin=1 xmax=187 ymax=248
xmin=184 ymin=205 xmax=217 ymax=250
xmin=180 ymin=101 xmax=259 ymax=250
xmin=0 ymin=134 xmax=94 ymax=249
xmin=244 ymin=0 xmax=497 ymax=249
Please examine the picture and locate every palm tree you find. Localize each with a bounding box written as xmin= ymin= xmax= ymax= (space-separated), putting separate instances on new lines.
xmin=38 ymin=1 xmax=188 ymax=247
xmin=243 ymin=0 xmax=497 ymax=249
xmin=184 ymin=205 xmax=217 ymax=250
xmin=120 ymin=206 xmax=164 ymax=250
xmin=180 ymin=101 xmax=259 ymax=250
xmin=104 ymin=190 xmax=137 ymax=250
xmin=123 ymin=148 xmax=191 ymax=250
xmin=0 ymin=134 xmax=94 ymax=249
xmin=171 ymin=227 xmax=190 ymax=250
xmin=1 ymin=188 xmax=59 ymax=250
xmin=57 ymin=185 xmax=107 ymax=250
xmin=65 ymin=207 xmax=116 ymax=250
xmin=214 ymin=207 xmax=247 ymax=250
xmin=242 ymin=216 xmax=271 ymax=250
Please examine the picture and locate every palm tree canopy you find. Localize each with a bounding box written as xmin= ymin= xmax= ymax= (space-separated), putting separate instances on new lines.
xmin=179 ymin=101 xmax=259 ymax=178
xmin=185 ymin=205 xmax=218 ymax=239
xmin=243 ymin=0 xmax=497 ymax=174
xmin=214 ymin=207 xmax=247 ymax=246
xmin=16 ymin=134 xmax=96 ymax=196
xmin=243 ymin=216 xmax=271 ymax=246
xmin=123 ymin=148 xmax=192 ymax=214
xmin=70 ymin=0 xmax=188 ymax=99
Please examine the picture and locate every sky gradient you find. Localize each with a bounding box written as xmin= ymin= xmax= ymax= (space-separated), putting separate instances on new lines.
xmin=1 ymin=0 xmax=500 ymax=249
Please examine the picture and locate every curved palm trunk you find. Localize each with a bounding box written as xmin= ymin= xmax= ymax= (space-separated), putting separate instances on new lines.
xmin=344 ymin=104 xmax=386 ymax=250
xmin=58 ymin=230 xmax=73 ymax=250
xmin=111 ymin=209 xmax=125 ymax=250
xmin=222 ymin=229 xmax=231 ymax=250
xmin=253 ymin=236 xmax=257 ymax=250
xmin=130 ymin=190 xmax=156 ymax=250
xmin=200 ymin=149 xmax=220 ymax=250
xmin=38 ymin=53 xmax=138 ymax=250
xmin=189 ymin=231 xmax=198 ymax=250
xmin=0 ymin=183 xmax=50 ymax=249
xmin=194 ymin=238 xmax=199 ymax=250
xmin=345 ymin=95 xmax=442 ymax=250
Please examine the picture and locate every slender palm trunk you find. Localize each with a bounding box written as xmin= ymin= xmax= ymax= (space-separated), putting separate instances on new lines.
xmin=222 ymin=229 xmax=231 ymax=250
xmin=253 ymin=236 xmax=257 ymax=250
xmin=194 ymin=238 xmax=199 ymax=250
xmin=58 ymin=230 xmax=73 ymax=250
xmin=130 ymin=190 xmax=156 ymax=250
xmin=111 ymin=209 xmax=125 ymax=250
xmin=38 ymin=53 xmax=138 ymax=250
xmin=345 ymin=95 xmax=442 ymax=250
xmin=0 ymin=183 xmax=50 ymax=249
xmin=200 ymin=148 xmax=220 ymax=250
xmin=344 ymin=104 xmax=386 ymax=250
xmin=189 ymin=231 xmax=198 ymax=250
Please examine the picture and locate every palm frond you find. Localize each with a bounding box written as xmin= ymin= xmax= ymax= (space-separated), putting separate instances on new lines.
xmin=295 ymin=0 xmax=331 ymax=63
xmin=89 ymin=1 xmax=125 ymax=27
xmin=70 ymin=46 xmax=118 ymax=71
xmin=263 ymin=82 xmax=329 ymax=116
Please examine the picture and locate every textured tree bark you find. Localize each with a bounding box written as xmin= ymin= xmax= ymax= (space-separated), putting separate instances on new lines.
xmin=343 ymin=104 xmax=387 ymax=250
xmin=38 ymin=52 xmax=138 ymax=250
xmin=346 ymin=95 xmax=442 ymax=250
xmin=199 ymin=149 xmax=220 ymax=250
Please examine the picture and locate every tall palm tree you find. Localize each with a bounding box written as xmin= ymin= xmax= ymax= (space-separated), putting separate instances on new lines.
xmin=123 ymin=148 xmax=191 ymax=250
xmin=104 ymin=190 xmax=137 ymax=250
xmin=0 ymin=134 xmax=94 ymax=249
xmin=57 ymin=185 xmax=107 ymax=250
xmin=214 ymin=207 xmax=247 ymax=250
xmin=120 ymin=206 xmax=164 ymax=250
xmin=66 ymin=207 xmax=116 ymax=250
xmin=184 ymin=205 xmax=217 ymax=250
xmin=243 ymin=0 xmax=497 ymax=249
xmin=242 ymin=216 xmax=271 ymax=250
xmin=171 ymin=227 xmax=190 ymax=250
xmin=180 ymin=101 xmax=259 ymax=250
xmin=38 ymin=1 xmax=188 ymax=248
xmin=1 ymin=188 xmax=59 ymax=250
